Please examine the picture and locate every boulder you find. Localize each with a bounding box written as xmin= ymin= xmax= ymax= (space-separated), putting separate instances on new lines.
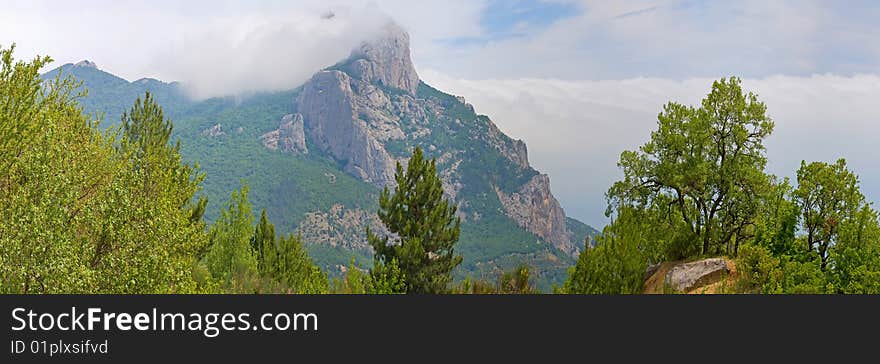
xmin=665 ymin=258 xmax=730 ymax=292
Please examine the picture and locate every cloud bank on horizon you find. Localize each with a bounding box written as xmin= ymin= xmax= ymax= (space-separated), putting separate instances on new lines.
xmin=1 ymin=0 xmax=878 ymax=227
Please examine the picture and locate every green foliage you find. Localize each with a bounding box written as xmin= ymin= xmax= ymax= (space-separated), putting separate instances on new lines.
xmin=564 ymin=77 xmax=880 ymax=295
xmin=120 ymin=91 xmax=209 ymax=224
xmin=453 ymin=265 xmax=537 ymax=294
xmin=204 ymin=184 xmax=260 ymax=292
xmin=735 ymin=244 xmax=828 ymax=294
xmin=368 ymin=146 xmax=463 ymax=293
xmin=498 ymin=265 xmax=538 ymax=294
xmin=262 ymin=233 xmax=329 ymax=294
xmin=330 ymin=258 xmax=405 ymax=294
xmin=608 ymin=77 xmax=773 ymax=257
xmin=734 ymin=160 xmax=880 ymax=294
xmin=829 ymin=204 xmax=880 ymax=293
xmin=204 ymin=188 xmax=329 ymax=294
xmin=560 ymin=208 xmax=657 ymax=294
xmin=752 ymin=177 xmax=800 ymax=257
xmin=0 ymin=46 xmax=208 ymax=293
xmin=794 ymin=159 xmax=866 ymax=270
xmin=330 ymin=259 xmax=372 ymax=294
xmin=368 ymin=258 xmax=407 ymax=294
xmin=252 ymin=209 xmax=275 ymax=274
xmin=454 ymin=277 xmax=498 ymax=294
xmin=0 ymin=45 xmax=51 ymax=176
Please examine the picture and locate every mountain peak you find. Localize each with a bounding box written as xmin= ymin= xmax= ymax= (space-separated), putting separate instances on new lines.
xmin=343 ymin=21 xmax=419 ymax=95
xmin=74 ymin=60 xmax=98 ymax=69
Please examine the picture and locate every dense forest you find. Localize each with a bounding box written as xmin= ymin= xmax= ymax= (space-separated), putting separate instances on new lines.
xmin=2 ymin=46 xmax=878 ymax=294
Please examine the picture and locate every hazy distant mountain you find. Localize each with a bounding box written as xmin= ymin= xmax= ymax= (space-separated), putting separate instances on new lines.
xmin=42 ymin=22 xmax=597 ymax=290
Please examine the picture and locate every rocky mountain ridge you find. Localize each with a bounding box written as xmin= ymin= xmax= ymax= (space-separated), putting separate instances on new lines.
xmin=288 ymin=22 xmax=586 ymax=256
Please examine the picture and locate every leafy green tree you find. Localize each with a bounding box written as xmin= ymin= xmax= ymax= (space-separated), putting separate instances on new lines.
xmin=367 ymin=146 xmax=462 ymax=293
xmin=607 ymin=77 xmax=773 ymax=257
xmin=735 ymin=244 xmax=828 ymax=294
xmin=0 ymin=45 xmax=208 ymax=293
xmin=793 ymin=159 xmax=866 ymax=270
xmin=203 ymin=188 xmax=330 ymax=294
xmin=204 ymin=184 xmax=260 ymax=292
xmin=561 ymin=207 xmax=656 ymax=294
xmin=263 ymin=233 xmax=328 ymax=294
xmin=0 ymin=45 xmax=50 ymax=178
xmin=829 ymin=203 xmax=880 ymax=293
xmin=752 ymin=177 xmax=801 ymax=257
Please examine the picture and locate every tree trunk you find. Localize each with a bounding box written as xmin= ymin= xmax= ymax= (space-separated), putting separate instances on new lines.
xmin=702 ymin=230 xmax=711 ymax=255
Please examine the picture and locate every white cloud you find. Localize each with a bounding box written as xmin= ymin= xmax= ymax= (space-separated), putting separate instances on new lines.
xmin=0 ymin=0 xmax=487 ymax=99
xmin=421 ymin=70 xmax=880 ymax=228
xmin=418 ymin=0 xmax=877 ymax=80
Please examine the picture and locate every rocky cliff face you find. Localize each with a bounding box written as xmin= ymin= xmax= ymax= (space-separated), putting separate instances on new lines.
xmin=495 ymin=174 xmax=575 ymax=255
xmin=297 ymin=70 xmax=397 ymax=186
xmin=342 ymin=22 xmax=420 ymax=95
xmin=289 ymin=21 xmax=585 ymax=256
xmin=486 ymin=120 xmax=530 ymax=169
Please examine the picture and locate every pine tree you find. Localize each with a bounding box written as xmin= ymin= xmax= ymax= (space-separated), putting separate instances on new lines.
xmin=252 ymin=209 xmax=275 ymax=274
xmin=367 ymin=146 xmax=462 ymax=294
xmin=120 ymin=91 xmax=207 ymax=223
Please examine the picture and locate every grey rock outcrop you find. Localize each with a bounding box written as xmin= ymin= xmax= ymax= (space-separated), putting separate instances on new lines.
xmin=344 ymin=22 xmax=420 ymax=95
xmin=261 ymin=113 xmax=308 ymax=154
xmin=297 ymin=204 xmax=388 ymax=251
xmin=665 ymin=258 xmax=730 ymax=292
xmin=510 ymin=140 xmax=529 ymax=169
xmin=485 ymin=120 xmax=529 ymax=169
xmin=202 ymin=124 xmax=224 ymax=137
xmin=495 ymin=174 xmax=574 ymax=255
xmin=297 ymin=70 xmax=396 ymax=186
xmin=74 ymin=60 xmax=98 ymax=69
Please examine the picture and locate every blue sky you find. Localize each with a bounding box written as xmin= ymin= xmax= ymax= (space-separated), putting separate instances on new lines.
xmin=416 ymin=0 xmax=880 ymax=80
xmin=449 ymin=0 xmax=579 ymax=44
xmin=1 ymin=0 xmax=879 ymax=227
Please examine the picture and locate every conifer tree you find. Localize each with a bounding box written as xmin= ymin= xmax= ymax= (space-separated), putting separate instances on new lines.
xmin=367 ymin=146 xmax=462 ymax=293
xmin=252 ymin=209 xmax=276 ymax=274
xmin=120 ymin=91 xmax=208 ymax=223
